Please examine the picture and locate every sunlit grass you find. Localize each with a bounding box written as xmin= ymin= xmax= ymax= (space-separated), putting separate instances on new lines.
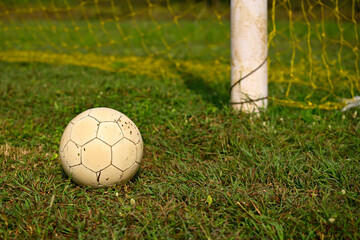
xmin=0 ymin=61 xmax=359 ymax=239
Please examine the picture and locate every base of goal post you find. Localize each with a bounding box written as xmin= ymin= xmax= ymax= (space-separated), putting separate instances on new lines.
xmin=230 ymin=0 xmax=268 ymax=113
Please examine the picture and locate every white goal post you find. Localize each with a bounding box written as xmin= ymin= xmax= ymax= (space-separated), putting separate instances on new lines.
xmin=230 ymin=0 xmax=268 ymax=113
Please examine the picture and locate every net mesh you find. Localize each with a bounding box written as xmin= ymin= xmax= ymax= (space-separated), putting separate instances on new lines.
xmin=1 ymin=0 xmax=359 ymax=110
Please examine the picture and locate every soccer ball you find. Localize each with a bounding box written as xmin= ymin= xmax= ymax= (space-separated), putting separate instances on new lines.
xmin=59 ymin=107 xmax=143 ymax=187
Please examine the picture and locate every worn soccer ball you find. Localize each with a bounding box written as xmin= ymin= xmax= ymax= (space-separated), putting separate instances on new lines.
xmin=59 ymin=107 xmax=143 ymax=187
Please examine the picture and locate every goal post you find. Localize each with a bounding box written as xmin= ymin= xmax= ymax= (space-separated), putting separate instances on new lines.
xmin=230 ymin=0 xmax=268 ymax=113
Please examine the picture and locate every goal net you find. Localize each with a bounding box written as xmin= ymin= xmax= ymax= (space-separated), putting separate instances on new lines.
xmin=0 ymin=0 xmax=359 ymax=110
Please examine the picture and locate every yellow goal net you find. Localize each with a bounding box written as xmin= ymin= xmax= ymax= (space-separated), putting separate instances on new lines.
xmin=0 ymin=0 xmax=359 ymax=110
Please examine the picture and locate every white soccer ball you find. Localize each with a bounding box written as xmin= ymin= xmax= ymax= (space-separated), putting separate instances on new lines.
xmin=59 ymin=107 xmax=143 ymax=188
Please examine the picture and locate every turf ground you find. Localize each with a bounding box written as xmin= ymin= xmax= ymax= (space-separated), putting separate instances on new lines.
xmin=0 ymin=7 xmax=360 ymax=239
xmin=0 ymin=59 xmax=359 ymax=239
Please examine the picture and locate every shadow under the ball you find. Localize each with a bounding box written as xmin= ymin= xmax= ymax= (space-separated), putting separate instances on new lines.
xmin=59 ymin=167 xmax=75 ymax=185
xmin=127 ymin=169 xmax=142 ymax=184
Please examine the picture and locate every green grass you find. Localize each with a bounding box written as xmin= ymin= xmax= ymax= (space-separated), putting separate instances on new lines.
xmin=1 ymin=2 xmax=360 ymax=238
xmin=0 ymin=61 xmax=359 ymax=239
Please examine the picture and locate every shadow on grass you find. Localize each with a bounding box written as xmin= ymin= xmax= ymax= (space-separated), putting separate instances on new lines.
xmin=177 ymin=69 xmax=229 ymax=109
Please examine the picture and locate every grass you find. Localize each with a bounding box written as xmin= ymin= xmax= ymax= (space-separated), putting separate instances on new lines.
xmin=0 ymin=1 xmax=360 ymax=238
xmin=0 ymin=60 xmax=359 ymax=239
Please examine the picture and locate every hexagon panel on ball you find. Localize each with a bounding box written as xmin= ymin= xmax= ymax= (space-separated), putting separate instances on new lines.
xmin=82 ymin=139 xmax=112 ymax=172
xmin=71 ymin=117 xmax=99 ymax=146
xmin=70 ymin=165 xmax=98 ymax=187
xmin=117 ymin=115 xmax=142 ymax=144
xmin=97 ymin=122 xmax=123 ymax=146
xmin=112 ymin=138 xmax=137 ymax=171
xmin=60 ymin=140 xmax=81 ymax=176
xmin=98 ymin=165 xmax=123 ymax=186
